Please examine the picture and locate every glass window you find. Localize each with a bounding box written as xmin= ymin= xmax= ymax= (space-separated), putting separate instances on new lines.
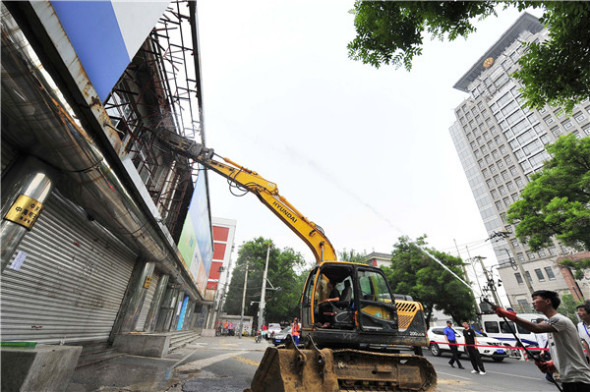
xmin=574 ymin=112 xmax=586 ymax=123
xmin=501 ymin=321 xmax=529 ymax=334
xmin=503 ymin=197 xmax=511 ymax=207
xmin=544 ymin=115 xmax=554 ymax=125
xmin=501 ymin=170 xmax=509 ymax=180
xmin=497 ymin=160 xmax=505 ymax=168
xmin=544 ymin=267 xmax=556 ymax=280
xmin=507 ymin=182 xmax=515 ymax=191
xmin=562 ymin=119 xmax=573 ymax=129
xmin=515 ymin=272 xmax=523 ymax=284
xmin=525 ymin=271 xmax=533 ymax=282
xmin=357 ymin=269 xmax=397 ymax=329
xmin=538 ymin=249 xmax=546 ymax=257
xmin=484 ymin=321 xmax=500 ymax=333
xmin=515 ymin=177 xmax=524 ymax=188
xmin=493 ymin=175 xmax=501 ymax=184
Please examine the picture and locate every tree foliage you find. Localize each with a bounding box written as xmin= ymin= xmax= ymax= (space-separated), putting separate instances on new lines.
xmin=507 ymin=134 xmax=590 ymax=252
xmin=381 ymin=236 xmax=476 ymax=327
xmin=348 ymin=1 xmax=590 ymax=113
xmin=338 ymin=249 xmax=367 ymax=263
xmin=223 ymin=237 xmax=307 ymax=326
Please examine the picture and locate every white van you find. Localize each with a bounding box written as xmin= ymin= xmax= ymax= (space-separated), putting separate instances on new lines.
xmin=480 ymin=313 xmax=543 ymax=350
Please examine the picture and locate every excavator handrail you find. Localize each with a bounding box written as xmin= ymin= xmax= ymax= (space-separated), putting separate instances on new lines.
xmin=156 ymin=129 xmax=337 ymax=263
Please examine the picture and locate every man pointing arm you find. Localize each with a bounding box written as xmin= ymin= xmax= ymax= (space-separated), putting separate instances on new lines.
xmin=494 ymin=290 xmax=590 ymax=392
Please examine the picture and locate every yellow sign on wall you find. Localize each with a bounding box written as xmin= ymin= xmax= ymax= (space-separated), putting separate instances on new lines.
xmin=144 ymin=276 xmax=153 ymax=289
xmin=4 ymin=194 xmax=43 ymax=230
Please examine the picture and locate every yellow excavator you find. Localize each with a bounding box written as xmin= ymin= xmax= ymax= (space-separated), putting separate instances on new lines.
xmin=157 ymin=130 xmax=436 ymax=391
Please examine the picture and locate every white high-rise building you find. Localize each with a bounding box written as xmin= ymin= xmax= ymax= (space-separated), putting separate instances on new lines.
xmin=449 ymin=13 xmax=590 ymax=311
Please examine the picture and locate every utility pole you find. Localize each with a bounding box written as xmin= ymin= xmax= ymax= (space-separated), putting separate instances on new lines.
xmin=454 ymin=239 xmax=471 ymax=284
xmin=258 ymin=243 xmax=271 ymax=332
xmin=475 ymin=256 xmax=502 ymax=306
xmin=456 ymin=239 xmax=480 ymax=313
xmin=239 ymin=260 xmax=249 ymax=339
xmin=465 ymin=246 xmax=484 ymax=300
xmin=490 ymin=230 xmax=534 ymax=296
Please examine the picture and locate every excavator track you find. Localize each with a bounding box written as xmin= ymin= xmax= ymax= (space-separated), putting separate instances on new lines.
xmin=246 ymin=344 xmax=436 ymax=392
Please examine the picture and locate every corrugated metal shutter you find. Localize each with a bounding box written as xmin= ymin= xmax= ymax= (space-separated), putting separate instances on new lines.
xmin=134 ymin=271 xmax=161 ymax=331
xmin=1 ymin=192 xmax=136 ymax=344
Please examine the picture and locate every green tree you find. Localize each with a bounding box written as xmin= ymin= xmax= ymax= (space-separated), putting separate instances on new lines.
xmin=348 ymin=1 xmax=590 ymax=113
xmin=338 ymin=249 xmax=367 ymax=263
xmin=381 ymin=236 xmax=476 ymax=327
xmin=507 ymin=135 xmax=590 ymax=253
xmin=223 ymin=237 xmax=307 ymax=326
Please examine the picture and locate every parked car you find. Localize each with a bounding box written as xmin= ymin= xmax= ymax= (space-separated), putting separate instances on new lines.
xmin=272 ymin=326 xmax=293 ymax=346
xmin=266 ymin=323 xmax=282 ymax=339
xmin=427 ymin=326 xmax=509 ymax=362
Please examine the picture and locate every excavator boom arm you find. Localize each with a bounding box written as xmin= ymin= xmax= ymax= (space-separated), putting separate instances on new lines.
xmin=157 ymin=130 xmax=337 ymax=263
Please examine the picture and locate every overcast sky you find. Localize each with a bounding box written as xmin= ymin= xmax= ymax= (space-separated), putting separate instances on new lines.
xmin=195 ymin=1 xmax=543 ymax=298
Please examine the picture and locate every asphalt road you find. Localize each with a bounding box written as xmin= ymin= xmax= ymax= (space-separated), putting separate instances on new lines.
xmin=174 ymin=337 xmax=558 ymax=392
xmin=68 ymin=335 xmax=560 ymax=391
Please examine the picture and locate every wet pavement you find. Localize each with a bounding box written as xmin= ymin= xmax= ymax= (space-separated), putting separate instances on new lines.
xmin=66 ymin=336 xmax=552 ymax=391
xmin=66 ymin=336 xmax=270 ymax=392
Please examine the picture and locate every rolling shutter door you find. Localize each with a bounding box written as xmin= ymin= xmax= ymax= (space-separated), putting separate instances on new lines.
xmin=1 ymin=192 xmax=136 ymax=344
xmin=135 ymin=271 xmax=161 ymax=331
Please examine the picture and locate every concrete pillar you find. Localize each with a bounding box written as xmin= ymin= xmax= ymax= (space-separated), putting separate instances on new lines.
xmin=144 ymin=274 xmax=170 ymax=332
xmin=1 ymin=156 xmax=56 ymax=272
xmin=156 ymin=285 xmax=179 ymax=332
xmin=109 ymin=259 xmax=155 ymax=342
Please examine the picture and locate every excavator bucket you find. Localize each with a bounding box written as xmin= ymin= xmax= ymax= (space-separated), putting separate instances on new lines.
xmin=246 ymin=346 xmax=437 ymax=392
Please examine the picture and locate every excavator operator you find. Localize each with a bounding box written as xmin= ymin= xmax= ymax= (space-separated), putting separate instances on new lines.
xmin=318 ymin=279 xmax=340 ymax=328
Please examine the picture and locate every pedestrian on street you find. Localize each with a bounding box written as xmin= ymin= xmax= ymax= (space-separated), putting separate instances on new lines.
xmin=444 ymin=320 xmax=464 ymax=369
xmin=462 ymin=321 xmax=485 ymax=375
xmin=494 ymin=290 xmax=590 ymax=392
xmin=576 ymin=300 xmax=590 ymax=364
xmin=291 ymin=317 xmax=300 ymax=345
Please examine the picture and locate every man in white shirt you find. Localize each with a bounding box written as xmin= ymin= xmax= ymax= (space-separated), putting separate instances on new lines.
xmin=576 ymin=300 xmax=590 ymax=364
xmin=494 ymin=290 xmax=590 ymax=392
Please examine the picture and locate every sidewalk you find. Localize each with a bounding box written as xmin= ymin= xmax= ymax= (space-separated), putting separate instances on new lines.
xmin=66 ymin=335 xmax=269 ymax=392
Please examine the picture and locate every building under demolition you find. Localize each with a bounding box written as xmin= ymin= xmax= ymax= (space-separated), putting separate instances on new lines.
xmin=1 ymin=1 xmax=222 ymax=385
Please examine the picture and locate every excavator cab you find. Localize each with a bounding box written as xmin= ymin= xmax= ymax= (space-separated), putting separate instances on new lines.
xmin=301 ymin=262 xmax=401 ymax=350
xmin=249 ymin=262 xmax=436 ymax=391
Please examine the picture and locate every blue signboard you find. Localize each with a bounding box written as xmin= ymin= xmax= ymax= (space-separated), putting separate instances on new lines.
xmin=51 ymin=1 xmax=169 ymax=102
